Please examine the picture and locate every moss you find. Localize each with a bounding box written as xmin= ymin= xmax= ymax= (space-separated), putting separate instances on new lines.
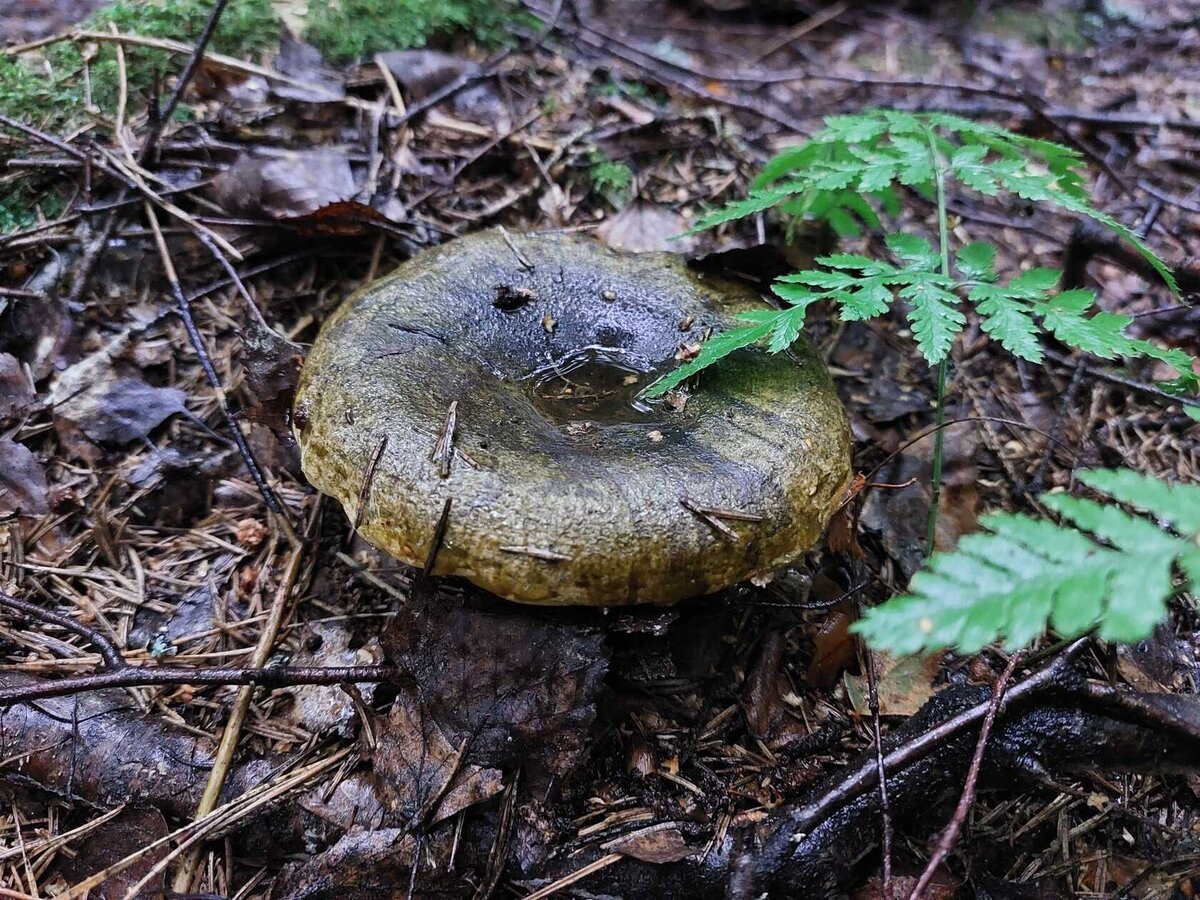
xmin=588 ymin=150 xmax=634 ymax=208
xmin=303 ymin=0 xmax=519 ymax=61
xmin=0 ymin=0 xmax=276 ymax=132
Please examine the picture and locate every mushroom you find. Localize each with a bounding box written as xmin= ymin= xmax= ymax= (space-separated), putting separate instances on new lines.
xmin=294 ymin=227 xmax=852 ymax=605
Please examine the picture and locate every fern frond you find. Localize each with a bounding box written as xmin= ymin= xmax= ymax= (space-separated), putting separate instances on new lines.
xmin=640 ymin=312 xmax=790 ymax=399
xmin=852 ymin=469 xmax=1200 ymax=654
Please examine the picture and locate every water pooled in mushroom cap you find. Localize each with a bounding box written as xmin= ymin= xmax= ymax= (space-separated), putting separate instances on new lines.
xmin=523 ymin=345 xmax=671 ymax=428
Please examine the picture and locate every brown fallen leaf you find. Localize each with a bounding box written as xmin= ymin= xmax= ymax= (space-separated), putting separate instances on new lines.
xmin=239 ymin=321 xmax=305 ymax=438
xmin=845 ymin=650 xmax=944 ymax=717
xmin=211 ymin=148 xmax=357 ymax=220
xmin=596 ymin=201 xmax=694 ymax=253
xmin=602 ymin=823 xmax=696 ymax=864
xmin=368 ymin=686 xmax=503 ymax=827
xmin=0 ymin=351 xmax=35 ymax=425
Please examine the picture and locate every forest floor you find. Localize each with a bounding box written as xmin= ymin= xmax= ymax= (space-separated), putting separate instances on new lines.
xmin=1 ymin=0 xmax=1198 ymax=898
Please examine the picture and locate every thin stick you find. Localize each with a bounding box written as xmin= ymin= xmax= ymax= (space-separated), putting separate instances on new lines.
xmin=907 ymin=653 xmax=1021 ymax=899
xmin=0 ymin=662 xmax=398 ymax=706
xmin=520 ymin=853 xmax=624 ymax=900
xmin=143 ymin=203 xmax=282 ymax=516
xmin=867 ymin=649 xmax=894 ymax=900
xmin=146 ymin=0 xmax=231 ymax=160
xmin=0 ymin=591 xmax=125 ymax=670
xmin=353 ymin=435 xmax=390 ymax=534
xmin=784 ymin=639 xmax=1086 ymax=834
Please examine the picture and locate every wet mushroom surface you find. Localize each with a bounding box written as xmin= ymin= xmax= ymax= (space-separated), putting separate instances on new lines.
xmin=294 ymin=227 xmax=852 ymax=605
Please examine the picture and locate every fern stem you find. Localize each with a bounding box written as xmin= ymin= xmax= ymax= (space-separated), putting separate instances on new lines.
xmin=925 ymin=127 xmax=953 ymax=556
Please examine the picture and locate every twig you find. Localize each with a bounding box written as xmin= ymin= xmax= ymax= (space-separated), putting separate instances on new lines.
xmin=353 ymin=435 xmax=390 ymax=534
xmin=144 ymin=0 xmax=231 ymax=162
xmin=907 ymin=653 xmax=1020 ymax=899
xmin=784 ymin=639 xmax=1086 ymax=834
xmin=0 ymin=663 xmax=399 ymax=706
xmin=0 ymin=591 xmax=125 ymax=670
xmin=143 ymin=203 xmax=282 ymax=516
xmin=866 ymin=649 xmax=894 ymax=900
xmin=431 ymin=402 xmax=459 ymax=478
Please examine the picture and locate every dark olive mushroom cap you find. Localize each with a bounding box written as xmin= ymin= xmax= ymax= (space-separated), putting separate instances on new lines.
xmin=294 ymin=228 xmax=852 ymax=605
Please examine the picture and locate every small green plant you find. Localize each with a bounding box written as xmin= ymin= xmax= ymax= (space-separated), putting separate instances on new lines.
xmin=304 ymin=0 xmax=517 ymax=61
xmin=853 ymin=468 xmax=1200 ymax=654
xmin=588 ymin=150 xmax=634 ymax=207
xmin=641 ymin=109 xmax=1196 ymax=547
xmin=0 ymin=0 xmax=276 ymax=131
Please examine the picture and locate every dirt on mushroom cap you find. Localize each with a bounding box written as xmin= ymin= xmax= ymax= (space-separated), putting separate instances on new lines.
xmin=294 ymin=227 xmax=852 ymax=606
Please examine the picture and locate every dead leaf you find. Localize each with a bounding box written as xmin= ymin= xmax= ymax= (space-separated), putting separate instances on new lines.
xmin=212 ymin=148 xmax=358 ymax=220
xmin=0 ymin=438 xmax=49 ymax=517
xmin=369 ymin=687 xmax=503 ymax=826
xmin=56 ymin=375 xmax=187 ymax=446
xmin=239 ymin=321 xmax=305 ymax=438
xmin=0 ymin=352 xmax=35 ymax=425
xmin=375 ymin=49 xmax=508 ymax=126
xmin=286 ymin=621 xmax=383 ymax=738
xmin=385 ymin=594 xmax=608 ymax=788
xmin=55 ymin=807 xmax=169 ymax=900
xmin=596 ymin=202 xmax=694 ymax=253
xmin=845 ymin=651 xmax=943 ymax=717
xmin=805 ymin=609 xmax=857 ymax=688
xmin=743 ymin=630 xmax=815 ymax=749
xmin=602 ymin=823 xmax=696 ymax=863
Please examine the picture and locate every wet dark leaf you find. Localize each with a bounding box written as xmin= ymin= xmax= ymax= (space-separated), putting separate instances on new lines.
xmin=0 ymin=676 xmax=217 ymax=818
xmin=368 ymin=686 xmax=503 ymax=827
xmin=55 ymin=806 xmax=169 ymax=900
xmin=743 ymin=630 xmax=820 ymax=749
xmin=0 ymin=438 xmax=49 ymax=517
xmin=239 ymin=322 xmax=305 ymax=435
xmin=386 ymin=594 xmax=608 ymax=787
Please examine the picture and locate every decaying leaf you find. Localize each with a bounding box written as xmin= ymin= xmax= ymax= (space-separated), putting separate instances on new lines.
xmin=55 ymin=806 xmax=170 ymax=900
xmin=602 ymin=823 xmax=697 ymax=864
xmin=368 ymin=687 xmax=503 ymax=827
xmin=845 ymin=651 xmax=943 ymax=717
xmin=597 ymin=202 xmax=694 ymax=254
xmin=286 ymin=621 xmax=383 ymax=737
xmin=0 ymin=438 xmax=49 ymax=517
xmin=0 ymin=351 xmax=35 ymax=425
xmin=376 ymin=49 xmax=507 ymax=126
xmin=386 ymin=593 xmax=608 ymax=786
xmin=212 ymin=148 xmax=358 ymax=220
xmin=239 ymin=322 xmax=305 ymax=437
xmin=743 ymin=630 xmax=818 ymax=749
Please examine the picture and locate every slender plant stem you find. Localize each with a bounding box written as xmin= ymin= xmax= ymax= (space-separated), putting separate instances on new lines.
xmin=925 ymin=127 xmax=953 ymax=555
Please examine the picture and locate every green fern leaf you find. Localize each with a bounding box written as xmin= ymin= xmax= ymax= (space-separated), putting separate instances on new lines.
xmin=852 ymin=469 xmax=1200 ymax=653
xmin=640 ymin=314 xmax=779 ymax=399
xmin=899 ymin=276 xmax=964 ymax=363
